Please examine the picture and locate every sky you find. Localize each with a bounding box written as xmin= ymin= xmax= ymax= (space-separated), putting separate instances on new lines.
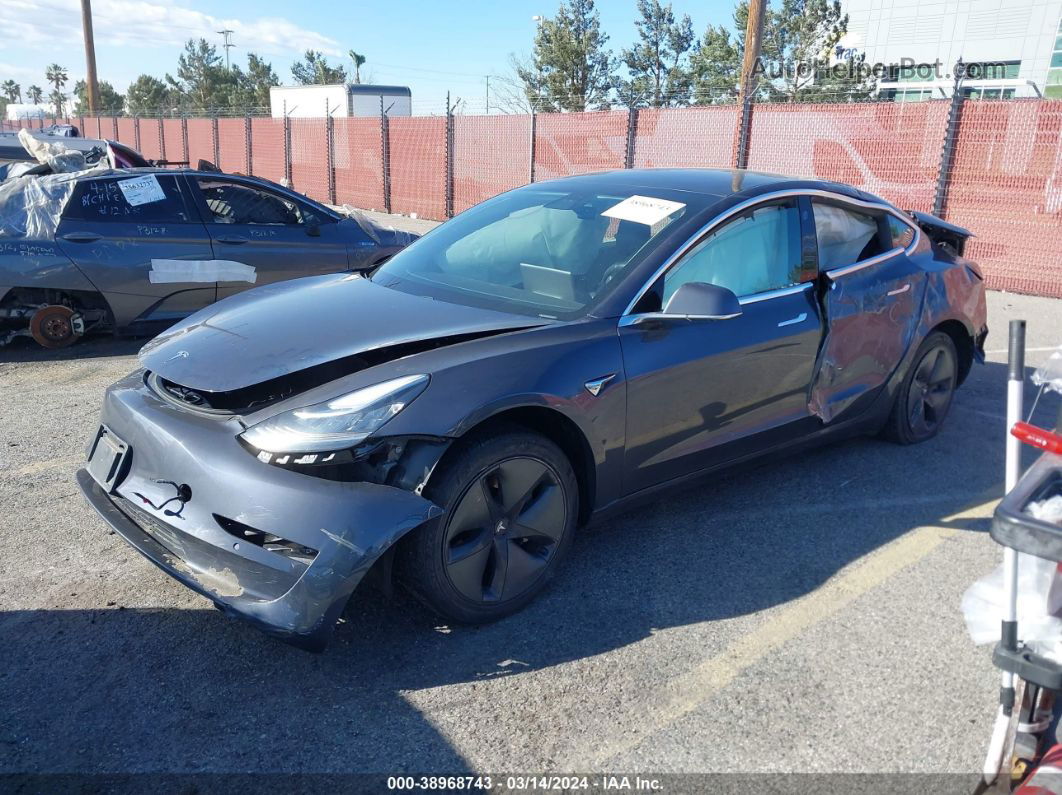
xmin=0 ymin=0 xmax=738 ymax=114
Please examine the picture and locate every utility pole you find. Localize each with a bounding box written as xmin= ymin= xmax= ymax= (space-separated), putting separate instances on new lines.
xmin=80 ymin=0 xmax=100 ymax=115
xmin=218 ymin=29 xmax=235 ymax=70
xmin=485 ymin=75 xmax=490 ymax=115
xmin=733 ymin=0 xmax=766 ymax=182
xmin=737 ymin=0 xmax=766 ymax=103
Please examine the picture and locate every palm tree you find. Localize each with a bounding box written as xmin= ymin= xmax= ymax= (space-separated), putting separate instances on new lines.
xmin=45 ymin=64 xmax=68 ymax=117
xmin=27 ymin=85 xmax=43 ymax=105
xmin=348 ymin=50 xmax=366 ymax=84
xmin=45 ymin=64 xmax=68 ymax=92
xmin=1 ymin=80 xmax=20 ymax=103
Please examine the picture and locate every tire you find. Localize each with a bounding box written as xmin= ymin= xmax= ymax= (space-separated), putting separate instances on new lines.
xmin=881 ymin=331 xmax=959 ymax=445
xmin=397 ymin=427 xmax=578 ymax=624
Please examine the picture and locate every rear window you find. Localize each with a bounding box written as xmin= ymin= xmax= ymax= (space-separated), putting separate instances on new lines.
xmin=888 ymin=215 xmax=915 ymax=249
xmin=812 ymin=201 xmax=884 ymax=270
xmin=63 ymin=174 xmax=191 ymax=223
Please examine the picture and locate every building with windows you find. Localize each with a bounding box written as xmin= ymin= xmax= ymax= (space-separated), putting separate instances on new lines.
xmin=840 ymin=0 xmax=1062 ymax=98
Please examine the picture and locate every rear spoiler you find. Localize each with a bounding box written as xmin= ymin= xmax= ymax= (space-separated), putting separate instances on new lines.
xmin=908 ymin=210 xmax=973 ymax=256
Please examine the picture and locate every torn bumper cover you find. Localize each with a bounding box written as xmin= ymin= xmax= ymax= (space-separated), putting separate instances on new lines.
xmin=75 ymin=370 xmax=442 ymax=651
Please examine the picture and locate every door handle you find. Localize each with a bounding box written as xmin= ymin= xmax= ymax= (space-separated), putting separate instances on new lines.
xmin=60 ymin=231 xmax=102 ymax=243
xmin=777 ymin=312 xmax=807 ymax=328
xmin=215 ymin=236 xmax=247 ymax=245
xmin=887 ymin=283 xmax=911 ymax=297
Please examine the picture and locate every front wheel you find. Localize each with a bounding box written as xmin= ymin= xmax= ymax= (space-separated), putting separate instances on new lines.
xmin=882 ymin=331 xmax=958 ymax=444
xmin=397 ymin=428 xmax=577 ymax=624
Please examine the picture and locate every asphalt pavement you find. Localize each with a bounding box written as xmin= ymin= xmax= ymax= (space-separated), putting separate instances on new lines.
xmin=2 ymin=254 xmax=1061 ymax=785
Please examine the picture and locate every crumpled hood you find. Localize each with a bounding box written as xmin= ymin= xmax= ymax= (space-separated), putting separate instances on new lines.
xmin=139 ymin=274 xmax=541 ymax=392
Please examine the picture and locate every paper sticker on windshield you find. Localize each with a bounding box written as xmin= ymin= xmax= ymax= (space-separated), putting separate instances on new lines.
xmin=117 ymin=174 xmax=166 ymax=206
xmin=602 ymin=195 xmax=685 ymax=229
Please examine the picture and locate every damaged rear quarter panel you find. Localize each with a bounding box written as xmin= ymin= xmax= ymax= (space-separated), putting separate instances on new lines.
xmin=809 ymin=231 xmax=985 ymax=425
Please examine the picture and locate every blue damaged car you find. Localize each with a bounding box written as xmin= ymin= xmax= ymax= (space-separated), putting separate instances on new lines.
xmin=0 ymin=168 xmax=414 ymax=347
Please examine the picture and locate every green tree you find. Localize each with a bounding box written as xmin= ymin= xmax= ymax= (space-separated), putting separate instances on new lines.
xmin=690 ymin=0 xmax=874 ymax=104
xmin=27 ymin=85 xmax=43 ymax=104
xmin=517 ymin=0 xmax=615 ymax=111
xmin=229 ymin=53 xmax=279 ymax=113
xmin=349 ymin=50 xmax=366 ymax=84
xmin=165 ymin=38 xmax=237 ymax=113
xmin=690 ymin=7 xmax=743 ymax=104
xmin=1 ymin=80 xmax=20 ymax=103
xmin=290 ymin=50 xmax=347 ymax=85
xmin=126 ymin=74 xmax=173 ymax=115
xmin=73 ymin=79 xmax=125 ymax=115
xmin=616 ymin=0 xmax=695 ymax=107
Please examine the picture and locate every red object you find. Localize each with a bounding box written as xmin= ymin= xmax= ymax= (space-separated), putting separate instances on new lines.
xmin=1016 ymin=744 xmax=1062 ymax=793
xmin=1012 ymin=422 xmax=1062 ymax=454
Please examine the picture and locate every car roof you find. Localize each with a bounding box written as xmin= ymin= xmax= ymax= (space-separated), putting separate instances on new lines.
xmin=533 ymin=167 xmax=881 ymax=204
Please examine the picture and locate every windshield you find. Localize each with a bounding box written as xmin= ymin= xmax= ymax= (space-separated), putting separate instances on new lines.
xmin=372 ymin=185 xmax=710 ymax=319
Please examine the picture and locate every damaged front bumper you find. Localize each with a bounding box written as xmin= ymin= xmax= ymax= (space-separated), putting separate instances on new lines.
xmin=75 ymin=371 xmax=442 ymax=651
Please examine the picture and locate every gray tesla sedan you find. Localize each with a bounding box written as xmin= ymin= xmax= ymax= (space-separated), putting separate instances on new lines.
xmin=0 ymin=168 xmax=413 ymax=347
xmin=76 ymin=169 xmax=987 ymax=650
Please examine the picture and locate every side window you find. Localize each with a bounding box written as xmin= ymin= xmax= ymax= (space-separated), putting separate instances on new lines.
xmin=888 ymin=215 xmax=915 ymax=249
xmin=812 ymin=201 xmax=884 ymax=270
xmin=64 ymin=175 xmax=191 ymax=222
xmin=663 ymin=201 xmax=803 ymax=303
xmin=195 ymin=179 xmax=303 ymax=225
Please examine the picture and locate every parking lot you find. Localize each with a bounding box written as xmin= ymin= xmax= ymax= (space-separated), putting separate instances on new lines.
xmin=2 ymin=237 xmax=1061 ymax=782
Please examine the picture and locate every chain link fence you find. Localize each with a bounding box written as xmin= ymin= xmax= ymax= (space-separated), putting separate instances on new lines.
xmin=3 ymin=97 xmax=1062 ymax=297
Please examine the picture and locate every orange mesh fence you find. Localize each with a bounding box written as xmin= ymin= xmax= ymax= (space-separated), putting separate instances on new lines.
xmin=945 ymin=99 xmax=1062 ymax=298
xmin=216 ymin=118 xmax=247 ymax=175
xmin=389 ymin=116 xmax=446 ymax=219
xmin=250 ymin=118 xmax=286 ymax=184
xmin=138 ymin=118 xmax=163 ymax=161
xmin=115 ymin=117 xmax=136 ymax=150
xmin=289 ymin=118 xmax=330 ymax=203
xmin=633 ymin=105 xmax=739 ymax=169
xmin=533 ymin=110 xmax=628 ymax=180
xmin=453 ymin=114 xmax=532 ymax=213
xmin=334 ymin=116 xmax=384 ymax=210
xmin=161 ymin=119 xmax=185 ymax=163
xmin=746 ymin=101 xmax=949 ymax=213
xmin=185 ymin=118 xmax=214 ymax=168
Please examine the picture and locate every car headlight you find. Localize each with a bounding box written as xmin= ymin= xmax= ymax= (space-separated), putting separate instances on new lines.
xmin=239 ymin=374 xmax=429 ymax=455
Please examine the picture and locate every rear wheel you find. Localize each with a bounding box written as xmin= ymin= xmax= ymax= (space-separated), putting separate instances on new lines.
xmin=398 ymin=429 xmax=577 ymax=624
xmin=882 ymin=331 xmax=958 ymax=444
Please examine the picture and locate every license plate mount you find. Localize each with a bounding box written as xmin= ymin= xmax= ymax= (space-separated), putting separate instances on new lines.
xmin=87 ymin=426 xmax=129 ymax=491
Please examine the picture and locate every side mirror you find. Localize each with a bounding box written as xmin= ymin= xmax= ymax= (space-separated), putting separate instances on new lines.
xmin=306 ymin=223 xmax=321 ymax=237
xmin=663 ymin=281 xmax=742 ymax=320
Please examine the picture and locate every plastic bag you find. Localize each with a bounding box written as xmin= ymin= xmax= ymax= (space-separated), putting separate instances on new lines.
xmin=338 ymin=205 xmax=418 ymax=247
xmin=1032 ymin=345 xmax=1062 ymax=395
xmin=962 ymin=553 xmax=1062 ymax=661
xmin=18 ymin=128 xmax=87 ymax=173
xmin=0 ymin=170 xmax=82 ymax=239
xmin=1028 ymin=495 xmax=1062 ymax=526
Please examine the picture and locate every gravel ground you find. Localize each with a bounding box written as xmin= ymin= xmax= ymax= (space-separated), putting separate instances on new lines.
xmin=1 ymin=236 xmax=1061 ymax=784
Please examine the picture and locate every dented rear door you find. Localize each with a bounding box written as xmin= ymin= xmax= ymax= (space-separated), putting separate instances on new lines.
xmin=808 ymin=201 xmax=926 ymax=423
xmin=55 ymin=173 xmax=216 ymax=328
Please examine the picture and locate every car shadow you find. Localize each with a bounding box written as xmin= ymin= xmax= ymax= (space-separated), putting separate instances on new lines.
xmin=2 ymin=361 xmax=1055 ymax=774
xmin=0 ymin=335 xmax=143 ymax=364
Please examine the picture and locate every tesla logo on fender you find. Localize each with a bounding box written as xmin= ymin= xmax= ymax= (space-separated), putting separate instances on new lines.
xmin=584 ymin=374 xmax=616 ymax=397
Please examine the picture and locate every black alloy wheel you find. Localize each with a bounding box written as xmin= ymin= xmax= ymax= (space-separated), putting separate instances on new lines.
xmin=883 ymin=331 xmax=959 ymax=444
xmin=443 ymin=456 xmax=567 ymax=604
xmin=398 ymin=428 xmax=577 ymax=623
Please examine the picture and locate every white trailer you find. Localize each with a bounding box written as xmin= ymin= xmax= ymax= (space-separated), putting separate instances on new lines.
xmin=269 ymin=84 xmax=412 ymax=118
xmin=5 ymin=103 xmax=48 ymax=121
